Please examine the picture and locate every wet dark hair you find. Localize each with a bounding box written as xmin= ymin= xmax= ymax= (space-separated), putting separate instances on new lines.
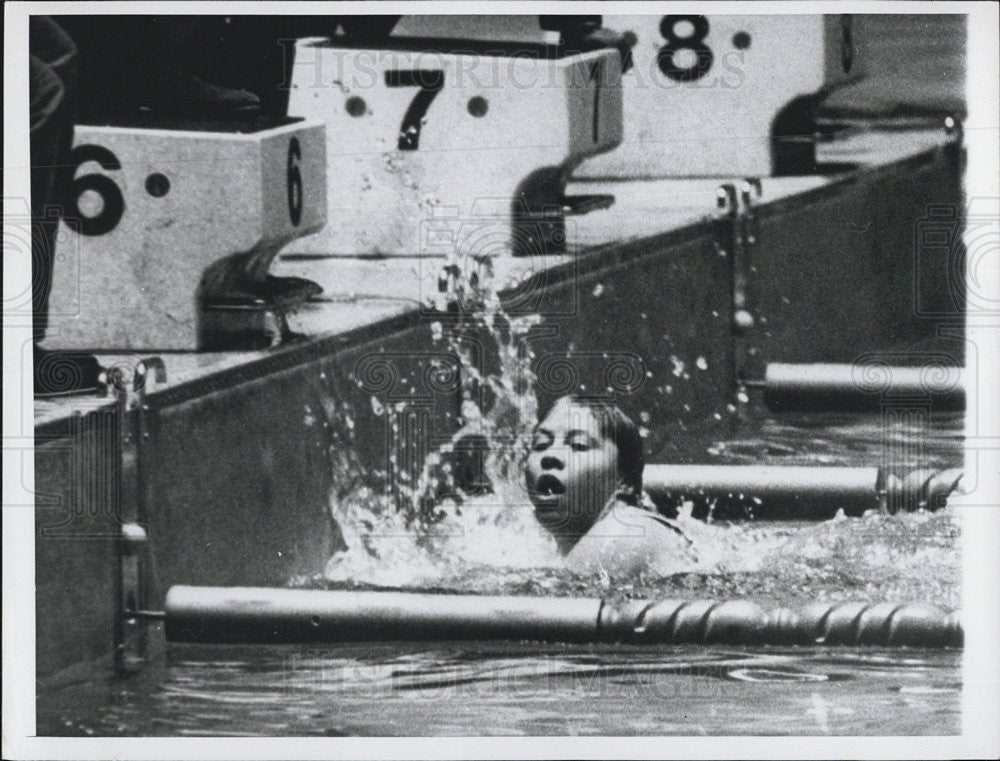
xmin=542 ymin=395 xmax=644 ymax=504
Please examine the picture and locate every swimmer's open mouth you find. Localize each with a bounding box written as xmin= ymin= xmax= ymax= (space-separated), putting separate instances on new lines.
xmin=532 ymin=474 xmax=565 ymax=500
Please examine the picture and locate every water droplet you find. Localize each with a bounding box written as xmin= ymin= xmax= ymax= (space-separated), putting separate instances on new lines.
xmin=592 ymin=283 xmax=604 ymax=297
xmin=696 ymin=356 xmax=708 ymax=370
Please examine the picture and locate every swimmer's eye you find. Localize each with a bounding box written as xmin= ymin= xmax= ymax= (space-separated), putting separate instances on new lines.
xmin=566 ymin=432 xmax=596 ymax=451
xmin=531 ymin=431 xmax=554 ymax=450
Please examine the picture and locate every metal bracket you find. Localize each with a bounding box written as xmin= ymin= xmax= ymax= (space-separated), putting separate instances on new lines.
xmin=736 ymin=179 xmax=764 ymax=413
xmin=113 ymin=357 xmax=166 ymax=674
xmin=736 ymin=177 xmax=762 ymax=328
xmin=943 ymin=114 xmax=964 ymax=173
xmin=715 ymin=181 xmax=762 ymax=415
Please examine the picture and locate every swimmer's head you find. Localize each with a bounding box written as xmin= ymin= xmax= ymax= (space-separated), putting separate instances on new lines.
xmin=525 ymin=396 xmax=644 ymax=547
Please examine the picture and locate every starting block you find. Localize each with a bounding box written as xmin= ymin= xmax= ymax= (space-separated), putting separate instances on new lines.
xmin=286 ymin=38 xmax=622 ymax=257
xmin=577 ymin=14 xmax=867 ymax=178
xmin=44 ymin=117 xmax=326 ymax=350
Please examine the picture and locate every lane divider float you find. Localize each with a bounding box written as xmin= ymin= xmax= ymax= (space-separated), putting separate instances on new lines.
xmin=643 ymin=465 xmax=963 ymax=519
xmin=161 ymin=586 xmax=962 ymax=649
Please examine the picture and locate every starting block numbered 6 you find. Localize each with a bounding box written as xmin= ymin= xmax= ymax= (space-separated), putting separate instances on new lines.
xmin=286 ymin=39 xmax=622 ymax=257
xmin=44 ymin=118 xmax=326 ymax=350
xmin=578 ymin=14 xmax=866 ymax=178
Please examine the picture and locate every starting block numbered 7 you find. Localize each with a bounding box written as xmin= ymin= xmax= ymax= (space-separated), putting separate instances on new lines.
xmin=44 ymin=117 xmax=326 ymax=351
xmin=286 ymin=37 xmax=623 ymax=257
xmin=578 ymin=14 xmax=867 ymax=178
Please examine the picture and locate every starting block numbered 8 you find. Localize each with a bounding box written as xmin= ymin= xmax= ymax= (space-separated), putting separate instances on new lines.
xmin=577 ymin=14 xmax=866 ymax=178
xmin=286 ymin=38 xmax=622 ymax=257
xmin=44 ymin=117 xmax=326 ymax=350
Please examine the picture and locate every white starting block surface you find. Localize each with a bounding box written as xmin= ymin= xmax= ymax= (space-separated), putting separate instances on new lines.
xmin=286 ymin=40 xmax=622 ymax=257
xmin=44 ymin=117 xmax=326 ymax=351
xmin=577 ymin=14 xmax=867 ymax=178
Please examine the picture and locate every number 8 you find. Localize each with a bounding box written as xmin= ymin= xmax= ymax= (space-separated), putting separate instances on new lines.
xmin=658 ymin=15 xmax=714 ymax=83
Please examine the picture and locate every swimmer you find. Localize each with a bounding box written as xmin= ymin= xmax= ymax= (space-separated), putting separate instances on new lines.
xmin=525 ymin=396 xmax=695 ymax=576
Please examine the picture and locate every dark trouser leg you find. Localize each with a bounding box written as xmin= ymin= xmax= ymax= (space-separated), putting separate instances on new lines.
xmin=30 ymin=17 xmax=105 ymax=394
xmin=29 ymin=55 xmax=62 ymax=345
xmin=30 ymin=16 xmax=77 ymax=344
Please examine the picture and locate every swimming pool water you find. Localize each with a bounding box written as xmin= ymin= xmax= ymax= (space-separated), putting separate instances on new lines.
xmin=37 ymin=410 xmax=963 ymax=737
xmin=41 ymin=643 xmax=960 ymax=736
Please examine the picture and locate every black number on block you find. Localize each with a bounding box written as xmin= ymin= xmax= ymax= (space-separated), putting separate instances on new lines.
xmin=385 ymin=70 xmax=446 ymax=150
xmin=64 ymin=144 xmax=125 ymax=236
xmin=287 ymin=137 xmax=303 ymax=226
xmin=658 ymin=15 xmax=714 ymax=82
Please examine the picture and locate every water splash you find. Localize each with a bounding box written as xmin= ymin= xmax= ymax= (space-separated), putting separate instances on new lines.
xmin=309 ymin=257 xmax=961 ymax=602
xmin=319 ymin=252 xmax=560 ymax=587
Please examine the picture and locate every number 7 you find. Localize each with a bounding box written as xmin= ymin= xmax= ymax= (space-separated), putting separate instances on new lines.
xmin=385 ymin=70 xmax=446 ymax=151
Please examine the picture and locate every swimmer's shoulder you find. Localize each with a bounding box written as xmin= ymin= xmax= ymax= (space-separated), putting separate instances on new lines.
xmin=565 ymin=501 xmax=694 ymax=577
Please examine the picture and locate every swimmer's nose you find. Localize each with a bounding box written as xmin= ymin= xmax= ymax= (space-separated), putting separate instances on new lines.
xmin=540 ymin=455 xmax=563 ymax=471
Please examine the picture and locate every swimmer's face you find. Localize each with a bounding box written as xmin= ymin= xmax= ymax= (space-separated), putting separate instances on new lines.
xmin=525 ymin=398 xmax=618 ymax=539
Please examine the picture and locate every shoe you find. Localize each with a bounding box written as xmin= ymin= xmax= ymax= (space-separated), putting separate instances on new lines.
xmin=574 ymin=28 xmax=638 ymax=73
xmin=34 ymin=345 xmax=107 ymax=397
xmin=548 ymin=18 xmax=638 ymax=73
xmin=142 ymin=64 xmax=261 ymax=117
xmin=338 ymin=16 xmax=401 ymax=40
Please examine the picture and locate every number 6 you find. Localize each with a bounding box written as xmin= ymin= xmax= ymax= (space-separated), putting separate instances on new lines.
xmin=63 ymin=144 xmax=125 ymax=237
